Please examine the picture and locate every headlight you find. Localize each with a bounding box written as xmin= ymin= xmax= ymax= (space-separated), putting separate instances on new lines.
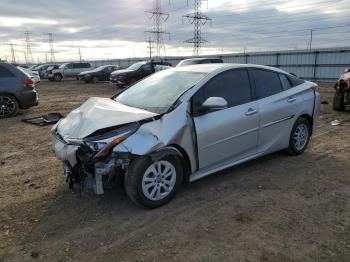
xmin=84 ymin=122 xmax=140 ymax=159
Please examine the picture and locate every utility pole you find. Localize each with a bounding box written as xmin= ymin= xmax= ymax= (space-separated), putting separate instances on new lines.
xmin=78 ymin=48 xmax=82 ymax=62
xmin=183 ymin=0 xmax=211 ymax=56
xmin=23 ymin=31 xmax=34 ymax=64
xmin=145 ymin=0 xmax=170 ymax=58
xmin=309 ymin=29 xmax=314 ymax=50
xmin=45 ymin=33 xmax=55 ymax=62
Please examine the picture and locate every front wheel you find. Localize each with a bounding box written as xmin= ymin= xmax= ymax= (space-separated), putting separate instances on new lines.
xmin=54 ymin=74 xmax=62 ymax=82
xmin=125 ymin=155 xmax=183 ymax=208
xmin=333 ymin=89 xmax=345 ymax=111
xmin=287 ymin=117 xmax=311 ymax=155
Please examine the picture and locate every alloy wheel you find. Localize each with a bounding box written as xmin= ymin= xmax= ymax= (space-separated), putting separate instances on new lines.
xmin=0 ymin=96 xmax=16 ymax=117
xmin=142 ymin=160 xmax=176 ymax=201
xmin=293 ymin=123 xmax=309 ymax=151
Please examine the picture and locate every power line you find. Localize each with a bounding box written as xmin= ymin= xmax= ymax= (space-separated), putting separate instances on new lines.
xmin=145 ymin=0 xmax=170 ymax=57
xmin=183 ymin=0 xmax=212 ymax=56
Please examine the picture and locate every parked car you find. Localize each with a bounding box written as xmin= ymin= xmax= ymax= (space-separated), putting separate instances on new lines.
xmin=34 ymin=64 xmax=60 ymax=79
xmin=333 ymin=68 xmax=350 ymax=111
xmin=176 ymin=57 xmax=223 ymax=67
xmin=48 ymin=62 xmax=93 ymax=82
xmin=21 ymin=67 xmax=40 ymax=84
xmin=78 ymin=65 xmax=119 ymax=83
xmin=52 ymin=64 xmax=320 ymax=208
xmin=110 ymin=61 xmax=171 ymax=87
xmin=0 ymin=63 xmax=38 ymax=118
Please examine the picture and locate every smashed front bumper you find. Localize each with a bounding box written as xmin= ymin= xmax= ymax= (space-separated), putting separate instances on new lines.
xmin=52 ymin=134 xmax=131 ymax=195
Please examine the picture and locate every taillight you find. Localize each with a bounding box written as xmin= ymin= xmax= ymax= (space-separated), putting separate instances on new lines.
xmin=21 ymin=78 xmax=34 ymax=87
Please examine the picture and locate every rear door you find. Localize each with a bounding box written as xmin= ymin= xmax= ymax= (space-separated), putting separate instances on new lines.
xmin=192 ymin=69 xmax=259 ymax=170
xmin=249 ymin=69 xmax=304 ymax=153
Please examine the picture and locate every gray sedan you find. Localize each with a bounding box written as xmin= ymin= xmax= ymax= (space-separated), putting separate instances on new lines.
xmin=52 ymin=64 xmax=320 ymax=208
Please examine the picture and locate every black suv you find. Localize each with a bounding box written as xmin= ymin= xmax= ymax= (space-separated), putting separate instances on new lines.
xmin=78 ymin=65 xmax=119 ymax=83
xmin=110 ymin=61 xmax=171 ymax=87
xmin=0 ymin=63 xmax=38 ymax=118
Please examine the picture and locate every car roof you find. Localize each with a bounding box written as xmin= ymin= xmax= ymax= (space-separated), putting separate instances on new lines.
xmin=173 ymin=63 xmax=290 ymax=75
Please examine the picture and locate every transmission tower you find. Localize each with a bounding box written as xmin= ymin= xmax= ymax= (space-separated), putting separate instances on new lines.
xmin=45 ymin=33 xmax=56 ymax=62
xmin=6 ymin=44 xmax=16 ymax=63
xmin=183 ymin=0 xmax=211 ymax=56
xmin=23 ymin=31 xmax=34 ymax=64
xmin=145 ymin=0 xmax=170 ymax=58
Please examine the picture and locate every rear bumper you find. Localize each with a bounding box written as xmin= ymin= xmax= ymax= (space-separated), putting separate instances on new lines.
xmin=17 ymin=90 xmax=39 ymax=109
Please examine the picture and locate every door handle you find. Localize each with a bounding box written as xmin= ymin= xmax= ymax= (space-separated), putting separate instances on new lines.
xmin=245 ymin=108 xmax=258 ymax=116
xmin=287 ymin=97 xmax=296 ymax=103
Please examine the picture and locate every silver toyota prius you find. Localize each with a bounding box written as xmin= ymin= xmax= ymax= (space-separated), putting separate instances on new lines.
xmin=52 ymin=64 xmax=321 ymax=208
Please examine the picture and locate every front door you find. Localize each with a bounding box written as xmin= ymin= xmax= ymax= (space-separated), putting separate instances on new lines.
xmin=192 ymin=69 xmax=260 ymax=170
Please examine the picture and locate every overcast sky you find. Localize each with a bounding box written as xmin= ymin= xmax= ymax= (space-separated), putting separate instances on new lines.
xmin=0 ymin=0 xmax=349 ymax=63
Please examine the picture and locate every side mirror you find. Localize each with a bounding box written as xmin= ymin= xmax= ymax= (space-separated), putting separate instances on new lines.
xmin=201 ymin=97 xmax=228 ymax=111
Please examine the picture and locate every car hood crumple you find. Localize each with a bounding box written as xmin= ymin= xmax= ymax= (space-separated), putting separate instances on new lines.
xmin=55 ymin=97 xmax=158 ymax=140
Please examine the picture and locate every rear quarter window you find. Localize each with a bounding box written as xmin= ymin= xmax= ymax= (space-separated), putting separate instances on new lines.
xmin=0 ymin=66 xmax=15 ymax=78
xmin=288 ymin=75 xmax=305 ymax=87
xmin=279 ymin=74 xmax=292 ymax=90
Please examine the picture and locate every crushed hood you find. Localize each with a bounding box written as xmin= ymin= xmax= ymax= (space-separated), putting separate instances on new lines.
xmin=56 ymin=97 xmax=158 ymax=140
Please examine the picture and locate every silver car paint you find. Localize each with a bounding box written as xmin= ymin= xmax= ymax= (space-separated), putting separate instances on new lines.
xmin=52 ymin=64 xmax=320 ymax=186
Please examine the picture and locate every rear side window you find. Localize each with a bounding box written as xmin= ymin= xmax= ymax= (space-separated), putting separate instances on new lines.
xmin=251 ymin=69 xmax=283 ymax=99
xmin=82 ymin=63 xmax=91 ymax=68
xmin=279 ymin=74 xmax=292 ymax=90
xmin=194 ymin=69 xmax=252 ymax=109
xmin=0 ymin=66 xmax=15 ymax=78
xmin=288 ymin=75 xmax=305 ymax=87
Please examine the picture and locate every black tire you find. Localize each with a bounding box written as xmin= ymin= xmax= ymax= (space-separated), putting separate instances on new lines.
xmin=0 ymin=94 xmax=19 ymax=118
xmin=287 ymin=117 xmax=311 ymax=155
xmin=54 ymin=73 xmax=62 ymax=82
xmin=125 ymin=155 xmax=183 ymax=208
xmin=92 ymin=76 xmax=99 ymax=84
xmin=333 ymin=89 xmax=345 ymax=111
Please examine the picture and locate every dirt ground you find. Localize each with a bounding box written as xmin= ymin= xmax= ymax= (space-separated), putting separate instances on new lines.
xmin=0 ymin=80 xmax=349 ymax=262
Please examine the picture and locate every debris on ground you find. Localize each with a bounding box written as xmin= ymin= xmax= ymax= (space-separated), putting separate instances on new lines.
xmin=330 ymin=120 xmax=341 ymax=126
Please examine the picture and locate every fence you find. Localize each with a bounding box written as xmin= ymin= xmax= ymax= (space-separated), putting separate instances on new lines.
xmin=89 ymin=46 xmax=350 ymax=82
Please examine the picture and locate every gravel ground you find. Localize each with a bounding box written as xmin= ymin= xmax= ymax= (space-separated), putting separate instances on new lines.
xmin=0 ymin=80 xmax=349 ymax=262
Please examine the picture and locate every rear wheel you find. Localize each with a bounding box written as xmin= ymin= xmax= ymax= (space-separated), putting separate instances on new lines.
xmin=0 ymin=95 xmax=19 ymax=118
xmin=125 ymin=155 xmax=183 ymax=208
xmin=287 ymin=117 xmax=311 ymax=155
xmin=333 ymin=89 xmax=345 ymax=111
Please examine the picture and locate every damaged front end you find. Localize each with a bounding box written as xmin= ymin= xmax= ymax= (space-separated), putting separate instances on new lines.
xmin=53 ymin=122 xmax=140 ymax=194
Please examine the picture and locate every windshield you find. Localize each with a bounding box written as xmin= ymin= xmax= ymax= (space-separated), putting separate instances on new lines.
xmin=127 ymin=62 xmax=145 ymax=71
xmin=59 ymin=63 xmax=68 ymax=69
xmin=115 ymin=70 xmax=206 ymax=114
xmin=91 ymin=65 xmax=108 ymax=72
xmin=177 ymin=60 xmax=198 ymax=67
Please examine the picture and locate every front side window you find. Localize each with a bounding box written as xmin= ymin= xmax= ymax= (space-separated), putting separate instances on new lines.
xmin=115 ymin=70 xmax=206 ymax=114
xmin=251 ymin=69 xmax=283 ymax=99
xmin=193 ymin=69 xmax=252 ymax=112
xmin=0 ymin=66 xmax=15 ymax=78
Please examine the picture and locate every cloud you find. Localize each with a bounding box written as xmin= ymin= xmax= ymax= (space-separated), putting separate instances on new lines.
xmin=0 ymin=0 xmax=349 ymax=62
